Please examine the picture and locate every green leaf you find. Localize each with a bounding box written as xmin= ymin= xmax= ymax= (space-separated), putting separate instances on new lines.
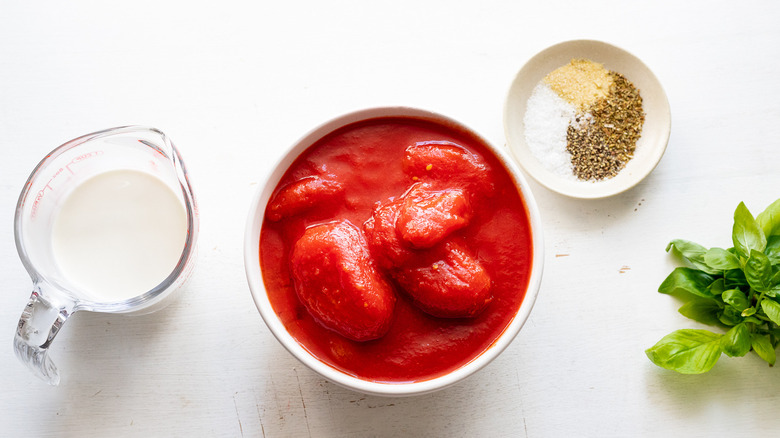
xmin=742 ymin=307 xmax=757 ymax=317
xmin=666 ymin=239 xmax=705 ymax=256
xmin=733 ymin=202 xmax=766 ymax=259
xmin=722 ymin=289 xmax=750 ymax=311
xmin=721 ymin=323 xmax=751 ymax=357
xmin=745 ymin=250 xmax=772 ymax=292
xmin=765 ymin=284 xmax=780 ymax=298
xmin=708 ymin=278 xmax=727 ymax=295
xmin=678 ymin=299 xmax=723 ymax=327
xmin=744 ymin=316 xmax=763 ymax=324
xmin=703 ymin=247 xmax=741 ymax=271
xmin=645 ymin=329 xmax=723 ymax=374
xmin=667 ymin=240 xmax=718 ymax=274
xmin=756 ymin=198 xmax=780 ymax=238
xmin=724 ymin=269 xmax=748 ymax=288
xmin=751 ymin=333 xmax=777 ymax=365
xmin=658 ymin=268 xmax=716 ymax=299
xmin=719 ymin=306 xmax=743 ymax=326
xmin=764 ymin=235 xmax=780 ymax=264
xmin=761 ymin=299 xmax=780 ymax=325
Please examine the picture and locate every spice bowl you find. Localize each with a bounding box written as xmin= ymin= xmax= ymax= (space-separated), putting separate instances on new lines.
xmin=504 ymin=39 xmax=671 ymax=199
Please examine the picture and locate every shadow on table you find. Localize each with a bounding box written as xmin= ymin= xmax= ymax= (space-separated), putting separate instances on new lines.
xmin=527 ymin=169 xmax=660 ymax=228
xmin=251 ymin=358 xmax=529 ymax=437
xmin=28 ymin=295 xmax=212 ymax=434
xmin=644 ymin=356 xmax=780 ymax=426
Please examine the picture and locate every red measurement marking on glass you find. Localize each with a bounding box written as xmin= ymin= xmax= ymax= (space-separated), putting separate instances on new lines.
xmin=65 ymin=150 xmax=104 ymax=174
xmin=30 ymin=151 xmax=104 ymax=220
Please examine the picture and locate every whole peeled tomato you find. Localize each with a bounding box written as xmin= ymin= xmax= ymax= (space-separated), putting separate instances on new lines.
xmin=396 ymin=183 xmax=473 ymax=249
xmin=266 ymin=175 xmax=344 ymax=222
xmin=290 ymin=220 xmax=396 ymax=342
xmin=363 ymin=197 xmax=414 ymax=270
xmin=393 ymin=241 xmax=492 ymax=318
xmin=402 ymin=141 xmax=495 ymax=197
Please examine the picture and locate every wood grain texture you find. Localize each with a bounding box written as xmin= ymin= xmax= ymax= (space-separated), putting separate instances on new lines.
xmin=2 ymin=1 xmax=780 ymax=436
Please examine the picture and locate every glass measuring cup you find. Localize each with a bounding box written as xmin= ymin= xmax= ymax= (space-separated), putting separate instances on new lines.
xmin=13 ymin=126 xmax=199 ymax=385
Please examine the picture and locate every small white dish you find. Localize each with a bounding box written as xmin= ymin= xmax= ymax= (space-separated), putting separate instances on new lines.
xmin=504 ymin=39 xmax=671 ymax=199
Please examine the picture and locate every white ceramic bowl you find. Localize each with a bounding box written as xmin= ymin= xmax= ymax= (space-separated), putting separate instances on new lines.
xmin=504 ymin=39 xmax=671 ymax=199
xmin=244 ymin=107 xmax=544 ymax=396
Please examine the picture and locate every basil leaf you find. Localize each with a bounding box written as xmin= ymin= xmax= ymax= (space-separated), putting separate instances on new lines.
xmin=721 ymin=323 xmax=751 ymax=357
xmin=666 ymin=239 xmax=706 ymax=259
xmin=658 ymin=268 xmax=715 ymax=299
xmin=678 ymin=299 xmax=723 ymax=327
xmin=651 ymin=199 xmax=780 ymax=374
xmin=771 ymin=269 xmax=780 ymax=285
xmin=764 ymin=235 xmax=780 ymax=264
xmin=645 ymin=329 xmax=723 ymax=374
xmin=708 ymin=278 xmax=727 ymax=295
xmin=733 ymin=202 xmax=766 ymax=259
xmin=745 ymin=250 xmax=772 ymax=292
xmin=667 ymin=240 xmax=718 ymax=274
xmin=719 ymin=306 xmax=743 ymax=326
xmin=761 ymin=299 xmax=780 ymax=325
xmin=703 ymin=247 xmax=741 ymax=271
xmin=724 ymin=269 xmax=748 ymax=288
xmin=756 ymin=198 xmax=780 ymax=238
xmin=751 ymin=333 xmax=776 ymax=366
xmin=722 ymin=289 xmax=750 ymax=311
xmin=765 ymin=284 xmax=780 ymax=298
xmin=744 ymin=316 xmax=763 ymax=324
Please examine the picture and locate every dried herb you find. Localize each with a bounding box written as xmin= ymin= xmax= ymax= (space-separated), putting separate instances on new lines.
xmin=566 ymin=72 xmax=645 ymax=181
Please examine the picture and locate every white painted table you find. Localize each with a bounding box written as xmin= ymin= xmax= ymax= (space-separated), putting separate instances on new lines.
xmin=2 ymin=2 xmax=779 ymax=436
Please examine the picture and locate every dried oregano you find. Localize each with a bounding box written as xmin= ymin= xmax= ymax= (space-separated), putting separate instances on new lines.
xmin=566 ymin=72 xmax=645 ymax=181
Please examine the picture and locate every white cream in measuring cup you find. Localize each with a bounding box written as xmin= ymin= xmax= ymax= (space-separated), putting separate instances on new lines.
xmin=53 ymin=170 xmax=188 ymax=302
xmin=13 ymin=126 xmax=198 ymax=385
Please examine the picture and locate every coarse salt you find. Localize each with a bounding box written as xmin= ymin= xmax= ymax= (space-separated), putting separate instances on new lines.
xmin=523 ymin=83 xmax=580 ymax=180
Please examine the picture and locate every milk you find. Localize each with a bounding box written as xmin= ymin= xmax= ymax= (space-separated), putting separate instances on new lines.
xmin=52 ymin=169 xmax=188 ymax=302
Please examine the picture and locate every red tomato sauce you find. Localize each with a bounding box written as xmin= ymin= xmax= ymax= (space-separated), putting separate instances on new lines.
xmin=260 ymin=116 xmax=533 ymax=383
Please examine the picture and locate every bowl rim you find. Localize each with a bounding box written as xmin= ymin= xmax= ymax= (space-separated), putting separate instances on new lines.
xmin=244 ymin=106 xmax=545 ymax=396
xmin=503 ymin=39 xmax=671 ymax=199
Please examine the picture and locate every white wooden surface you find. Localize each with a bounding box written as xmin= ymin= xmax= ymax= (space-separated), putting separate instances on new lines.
xmin=2 ymin=1 xmax=779 ymax=436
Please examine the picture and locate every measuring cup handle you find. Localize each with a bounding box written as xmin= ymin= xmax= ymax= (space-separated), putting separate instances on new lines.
xmin=13 ymin=288 xmax=76 ymax=385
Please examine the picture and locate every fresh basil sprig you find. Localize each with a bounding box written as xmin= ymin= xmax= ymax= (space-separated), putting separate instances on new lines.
xmin=646 ymin=201 xmax=780 ymax=373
